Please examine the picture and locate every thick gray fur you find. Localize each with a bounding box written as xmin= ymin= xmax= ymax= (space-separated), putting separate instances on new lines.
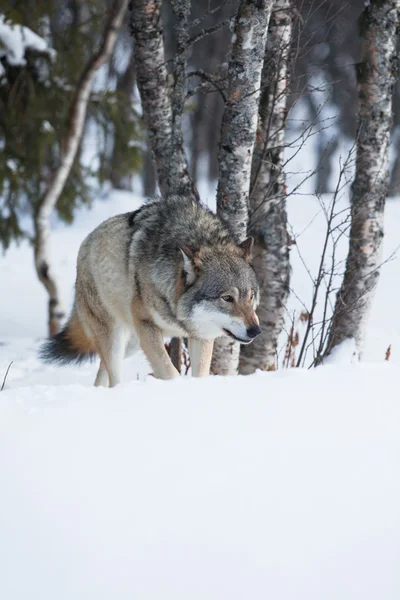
xmin=41 ymin=196 xmax=261 ymax=385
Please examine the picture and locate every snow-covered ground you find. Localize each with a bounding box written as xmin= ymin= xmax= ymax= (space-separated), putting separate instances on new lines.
xmin=1 ymin=364 xmax=399 ymax=600
xmin=1 ymin=181 xmax=400 ymax=598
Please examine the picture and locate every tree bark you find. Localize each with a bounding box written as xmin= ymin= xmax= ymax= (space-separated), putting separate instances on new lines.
xmin=129 ymin=0 xmax=197 ymax=200
xmin=239 ymin=0 xmax=292 ymax=374
xmin=168 ymin=0 xmax=198 ymax=199
xmin=130 ymin=0 xmax=198 ymax=371
xmin=324 ymin=0 xmax=400 ymax=360
xmin=34 ymin=0 xmax=129 ymax=337
xmin=129 ymin=0 xmax=173 ymax=197
xmin=142 ymin=148 xmax=157 ymax=197
xmin=211 ymin=0 xmax=274 ymax=375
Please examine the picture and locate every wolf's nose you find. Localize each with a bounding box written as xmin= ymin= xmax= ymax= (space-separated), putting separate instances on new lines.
xmin=247 ymin=325 xmax=261 ymax=339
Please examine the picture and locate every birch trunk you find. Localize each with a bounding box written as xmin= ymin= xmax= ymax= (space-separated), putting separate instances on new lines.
xmin=239 ymin=0 xmax=292 ymax=374
xmin=324 ymin=0 xmax=400 ymax=360
xmin=130 ymin=0 xmax=172 ymax=197
xmin=168 ymin=0 xmax=199 ymax=200
xmin=129 ymin=0 xmax=196 ymax=200
xmin=130 ymin=0 xmax=197 ymax=370
xmin=34 ymin=0 xmax=128 ymax=337
xmin=211 ymin=0 xmax=274 ymax=376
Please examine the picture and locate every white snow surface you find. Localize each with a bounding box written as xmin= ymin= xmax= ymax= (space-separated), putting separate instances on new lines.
xmin=1 ymin=185 xmax=400 ymax=598
xmin=1 ymin=351 xmax=400 ymax=600
xmin=322 ymin=338 xmax=357 ymax=365
xmin=0 ymin=14 xmax=55 ymax=69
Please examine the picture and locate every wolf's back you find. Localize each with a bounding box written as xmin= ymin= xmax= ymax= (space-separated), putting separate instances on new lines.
xmin=40 ymin=310 xmax=96 ymax=364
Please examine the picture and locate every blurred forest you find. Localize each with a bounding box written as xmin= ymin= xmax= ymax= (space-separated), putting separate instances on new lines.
xmin=2 ymin=0 xmax=399 ymax=252
xmin=0 ymin=0 xmax=141 ymax=250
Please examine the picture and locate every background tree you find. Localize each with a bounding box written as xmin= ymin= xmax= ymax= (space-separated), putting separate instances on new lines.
xmin=239 ymin=0 xmax=293 ymax=374
xmin=210 ymin=0 xmax=274 ymax=376
xmin=324 ymin=0 xmax=400 ymax=360
xmin=0 ymin=2 xmax=141 ymax=335
xmin=34 ymin=0 xmax=129 ymax=336
xmin=129 ymin=0 xmax=197 ymax=201
xmin=130 ymin=0 xmax=199 ymax=371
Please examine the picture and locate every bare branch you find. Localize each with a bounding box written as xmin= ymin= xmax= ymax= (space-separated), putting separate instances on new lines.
xmin=187 ymin=16 xmax=234 ymax=47
xmin=34 ymin=0 xmax=129 ymax=336
xmin=186 ymin=70 xmax=227 ymax=102
xmin=1 ymin=362 xmax=13 ymax=392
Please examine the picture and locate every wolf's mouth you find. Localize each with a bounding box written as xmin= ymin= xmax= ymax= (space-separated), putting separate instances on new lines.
xmin=223 ymin=328 xmax=252 ymax=344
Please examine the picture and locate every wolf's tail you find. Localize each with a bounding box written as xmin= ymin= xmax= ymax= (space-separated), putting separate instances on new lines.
xmin=40 ymin=310 xmax=97 ymax=365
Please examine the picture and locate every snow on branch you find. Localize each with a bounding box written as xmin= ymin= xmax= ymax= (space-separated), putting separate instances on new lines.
xmin=0 ymin=14 xmax=55 ymax=72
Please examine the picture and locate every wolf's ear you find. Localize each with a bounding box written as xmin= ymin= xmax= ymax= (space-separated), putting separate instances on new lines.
xmin=180 ymin=246 xmax=198 ymax=286
xmin=239 ymin=237 xmax=254 ymax=263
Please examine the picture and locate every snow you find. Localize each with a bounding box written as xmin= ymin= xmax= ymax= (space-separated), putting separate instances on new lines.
xmin=6 ymin=158 xmax=18 ymax=172
xmin=1 ymin=352 xmax=400 ymax=600
xmin=41 ymin=120 xmax=54 ymax=133
xmin=322 ymin=338 xmax=357 ymax=365
xmin=0 ymin=14 xmax=55 ymax=68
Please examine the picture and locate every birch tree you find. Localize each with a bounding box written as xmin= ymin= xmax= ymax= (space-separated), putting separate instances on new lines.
xmin=210 ymin=0 xmax=275 ymax=376
xmin=239 ymin=0 xmax=293 ymax=374
xmin=324 ymin=0 xmax=400 ymax=360
xmin=130 ymin=0 xmax=198 ymax=370
xmin=34 ymin=0 xmax=129 ymax=336
xmin=129 ymin=0 xmax=197 ymax=201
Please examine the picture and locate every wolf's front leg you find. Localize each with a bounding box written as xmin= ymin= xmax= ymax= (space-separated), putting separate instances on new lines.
xmin=188 ymin=339 xmax=214 ymax=377
xmin=134 ymin=320 xmax=179 ymax=380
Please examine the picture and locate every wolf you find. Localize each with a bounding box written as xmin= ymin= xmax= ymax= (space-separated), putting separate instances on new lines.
xmin=41 ymin=196 xmax=261 ymax=386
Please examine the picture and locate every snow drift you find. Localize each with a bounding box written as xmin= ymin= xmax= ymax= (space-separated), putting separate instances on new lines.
xmin=0 ymin=359 xmax=399 ymax=600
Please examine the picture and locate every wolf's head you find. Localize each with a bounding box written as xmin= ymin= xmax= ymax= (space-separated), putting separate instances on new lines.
xmin=177 ymin=238 xmax=261 ymax=343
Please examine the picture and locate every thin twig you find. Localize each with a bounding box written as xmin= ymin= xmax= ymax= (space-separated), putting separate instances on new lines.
xmin=186 ymin=70 xmax=227 ymax=102
xmin=1 ymin=361 xmax=13 ymax=392
xmin=187 ymin=16 xmax=234 ymax=47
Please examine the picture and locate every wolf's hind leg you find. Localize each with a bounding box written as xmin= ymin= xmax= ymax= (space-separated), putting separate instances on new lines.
xmin=133 ymin=320 xmax=179 ymax=380
xmin=94 ymin=360 xmax=109 ymax=387
xmin=188 ymin=339 xmax=214 ymax=377
xmin=95 ymin=327 xmax=129 ymax=387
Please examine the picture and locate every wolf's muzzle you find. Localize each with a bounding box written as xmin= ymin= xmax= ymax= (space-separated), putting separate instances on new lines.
xmin=223 ymin=325 xmax=262 ymax=344
xmin=246 ymin=325 xmax=261 ymax=339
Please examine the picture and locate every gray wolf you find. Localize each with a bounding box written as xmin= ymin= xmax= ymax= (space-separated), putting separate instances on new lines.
xmin=41 ymin=196 xmax=261 ymax=386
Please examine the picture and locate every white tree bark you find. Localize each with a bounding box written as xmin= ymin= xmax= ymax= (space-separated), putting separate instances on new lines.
xmin=130 ymin=0 xmax=197 ymax=200
xmin=211 ymin=0 xmax=274 ymax=376
xmin=239 ymin=0 xmax=292 ymax=374
xmin=34 ymin=0 xmax=128 ymax=337
xmin=324 ymin=0 xmax=400 ymax=360
xmin=130 ymin=0 xmax=198 ymax=370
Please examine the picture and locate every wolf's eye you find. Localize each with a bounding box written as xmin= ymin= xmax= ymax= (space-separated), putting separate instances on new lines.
xmin=221 ymin=295 xmax=234 ymax=303
xmin=250 ymin=290 xmax=255 ymax=301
